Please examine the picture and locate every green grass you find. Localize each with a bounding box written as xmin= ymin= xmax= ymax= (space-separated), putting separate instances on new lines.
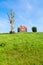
xmin=0 ymin=32 xmax=43 ymax=65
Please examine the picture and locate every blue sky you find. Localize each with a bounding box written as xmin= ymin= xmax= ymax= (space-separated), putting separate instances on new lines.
xmin=0 ymin=0 xmax=43 ymax=32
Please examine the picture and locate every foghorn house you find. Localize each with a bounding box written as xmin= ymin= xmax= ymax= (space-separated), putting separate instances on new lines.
xmin=18 ymin=25 xmax=27 ymax=32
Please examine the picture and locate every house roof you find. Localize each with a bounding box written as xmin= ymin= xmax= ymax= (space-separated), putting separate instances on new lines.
xmin=18 ymin=25 xmax=27 ymax=29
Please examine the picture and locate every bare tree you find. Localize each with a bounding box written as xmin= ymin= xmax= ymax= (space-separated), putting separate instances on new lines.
xmin=8 ymin=10 xmax=15 ymax=33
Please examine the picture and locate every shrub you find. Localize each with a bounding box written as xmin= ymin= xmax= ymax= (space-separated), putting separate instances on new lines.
xmin=32 ymin=26 xmax=37 ymax=32
xmin=9 ymin=31 xmax=15 ymax=34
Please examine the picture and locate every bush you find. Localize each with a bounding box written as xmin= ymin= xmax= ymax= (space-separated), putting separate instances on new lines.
xmin=9 ymin=31 xmax=15 ymax=34
xmin=32 ymin=27 xmax=37 ymax=32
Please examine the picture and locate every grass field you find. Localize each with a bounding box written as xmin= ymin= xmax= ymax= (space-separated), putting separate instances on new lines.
xmin=0 ymin=32 xmax=43 ymax=65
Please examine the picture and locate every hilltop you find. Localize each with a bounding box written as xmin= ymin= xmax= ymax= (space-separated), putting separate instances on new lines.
xmin=0 ymin=32 xmax=43 ymax=65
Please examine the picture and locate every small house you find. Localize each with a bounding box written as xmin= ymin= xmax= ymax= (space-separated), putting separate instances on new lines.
xmin=18 ymin=25 xmax=27 ymax=32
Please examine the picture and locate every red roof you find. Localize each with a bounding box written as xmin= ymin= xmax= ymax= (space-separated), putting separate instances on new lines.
xmin=18 ymin=25 xmax=27 ymax=29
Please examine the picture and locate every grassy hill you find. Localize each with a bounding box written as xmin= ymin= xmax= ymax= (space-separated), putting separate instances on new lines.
xmin=0 ymin=32 xmax=43 ymax=65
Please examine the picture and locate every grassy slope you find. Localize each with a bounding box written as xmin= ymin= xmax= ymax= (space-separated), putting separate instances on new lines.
xmin=0 ymin=32 xmax=43 ymax=65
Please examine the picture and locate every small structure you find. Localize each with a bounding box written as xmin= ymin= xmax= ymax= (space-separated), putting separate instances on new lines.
xmin=18 ymin=25 xmax=27 ymax=32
